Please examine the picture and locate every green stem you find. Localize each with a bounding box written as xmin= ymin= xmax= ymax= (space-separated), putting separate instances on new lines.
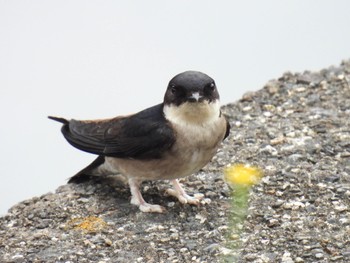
xmin=224 ymin=185 xmax=250 ymax=261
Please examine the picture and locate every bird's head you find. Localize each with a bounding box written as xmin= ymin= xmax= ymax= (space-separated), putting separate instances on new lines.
xmin=164 ymin=71 xmax=219 ymax=105
xmin=163 ymin=71 xmax=221 ymax=125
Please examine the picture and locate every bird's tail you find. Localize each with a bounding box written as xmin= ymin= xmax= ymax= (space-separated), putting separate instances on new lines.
xmin=68 ymin=155 xmax=106 ymax=183
xmin=48 ymin=116 xmax=69 ymax=125
xmin=48 ymin=116 xmax=106 ymax=184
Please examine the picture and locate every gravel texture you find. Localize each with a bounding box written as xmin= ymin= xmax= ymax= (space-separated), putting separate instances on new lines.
xmin=1 ymin=60 xmax=350 ymax=263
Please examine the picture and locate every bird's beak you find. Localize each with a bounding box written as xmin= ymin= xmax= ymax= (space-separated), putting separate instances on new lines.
xmin=188 ymin=92 xmax=203 ymax=102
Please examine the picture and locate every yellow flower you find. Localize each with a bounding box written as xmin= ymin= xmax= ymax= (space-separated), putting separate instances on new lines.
xmin=224 ymin=164 xmax=263 ymax=186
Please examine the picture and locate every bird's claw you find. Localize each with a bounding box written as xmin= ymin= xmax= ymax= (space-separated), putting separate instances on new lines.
xmin=166 ymin=188 xmax=204 ymax=205
xmin=139 ymin=203 xmax=166 ymax=213
xmin=131 ymin=196 xmax=166 ymax=213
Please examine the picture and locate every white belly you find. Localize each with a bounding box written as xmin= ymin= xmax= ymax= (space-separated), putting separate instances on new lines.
xmin=101 ymin=101 xmax=226 ymax=181
xmin=105 ymin=104 xmax=226 ymax=181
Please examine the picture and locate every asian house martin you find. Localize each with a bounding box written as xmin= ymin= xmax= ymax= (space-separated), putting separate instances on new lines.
xmin=49 ymin=71 xmax=230 ymax=213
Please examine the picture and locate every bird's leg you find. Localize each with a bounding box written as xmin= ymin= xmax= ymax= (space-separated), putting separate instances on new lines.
xmin=128 ymin=178 xmax=165 ymax=213
xmin=166 ymin=179 xmax=204 ymax=205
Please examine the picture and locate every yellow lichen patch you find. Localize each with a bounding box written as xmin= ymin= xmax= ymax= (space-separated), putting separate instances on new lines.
xmin=224 ymin=164 xmax=263 ymax=186
xmin=67 ymin=216 xmax=107 ymax=233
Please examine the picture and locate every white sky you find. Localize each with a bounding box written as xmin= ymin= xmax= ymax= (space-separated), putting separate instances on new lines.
xmin=1 ymin=0 xmax=350 ymax=215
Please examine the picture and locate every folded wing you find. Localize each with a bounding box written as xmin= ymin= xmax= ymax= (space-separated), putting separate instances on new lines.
xmin=53 ymin=104 xmax=176 ymax=159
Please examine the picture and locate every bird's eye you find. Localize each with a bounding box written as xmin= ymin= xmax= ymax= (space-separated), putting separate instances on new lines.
xmin=207 ymin=82 xmax=215 ymax=92
xmin=170 ymin=85 xmax=177 ymax=94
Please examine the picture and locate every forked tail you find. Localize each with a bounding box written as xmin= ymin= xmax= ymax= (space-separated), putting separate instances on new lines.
xmin=48 ymin=116 xmax=69 ymax=125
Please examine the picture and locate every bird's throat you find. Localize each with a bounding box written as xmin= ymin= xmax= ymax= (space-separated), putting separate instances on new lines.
xmin=163 ymin=100 xmax=221 ymax=126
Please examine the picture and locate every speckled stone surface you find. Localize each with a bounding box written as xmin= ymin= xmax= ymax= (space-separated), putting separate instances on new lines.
xmin=1 ymin=60 xmax=350 ymax=263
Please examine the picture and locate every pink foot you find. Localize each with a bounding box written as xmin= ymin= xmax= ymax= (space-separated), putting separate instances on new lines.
xmin=166 ymin=179 xmax=204 ymax=205
xmin=128 ymin=178 xmax=165 ymax=213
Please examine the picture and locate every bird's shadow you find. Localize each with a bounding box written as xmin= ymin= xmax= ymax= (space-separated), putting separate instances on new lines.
xmin=67 ymin=175 xmax=198 ymax=219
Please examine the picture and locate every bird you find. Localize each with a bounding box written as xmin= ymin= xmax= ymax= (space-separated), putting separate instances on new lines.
xmin=49 ymin=71 xmax=230 ymax=213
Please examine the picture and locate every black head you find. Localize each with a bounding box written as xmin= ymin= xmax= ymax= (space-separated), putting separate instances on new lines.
xmin=164 ymin=71 xmax=220 ymax=106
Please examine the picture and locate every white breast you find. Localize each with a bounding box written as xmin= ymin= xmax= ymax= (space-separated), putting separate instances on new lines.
xmin=163 ymin=100 xmax=226 ymax=175
xmin=163 ymin=100 xmax=223 ymax=146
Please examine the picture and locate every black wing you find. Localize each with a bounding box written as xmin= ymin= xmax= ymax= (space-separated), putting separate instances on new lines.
xmin=49 ymin=104 xmax=176 ymax=159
